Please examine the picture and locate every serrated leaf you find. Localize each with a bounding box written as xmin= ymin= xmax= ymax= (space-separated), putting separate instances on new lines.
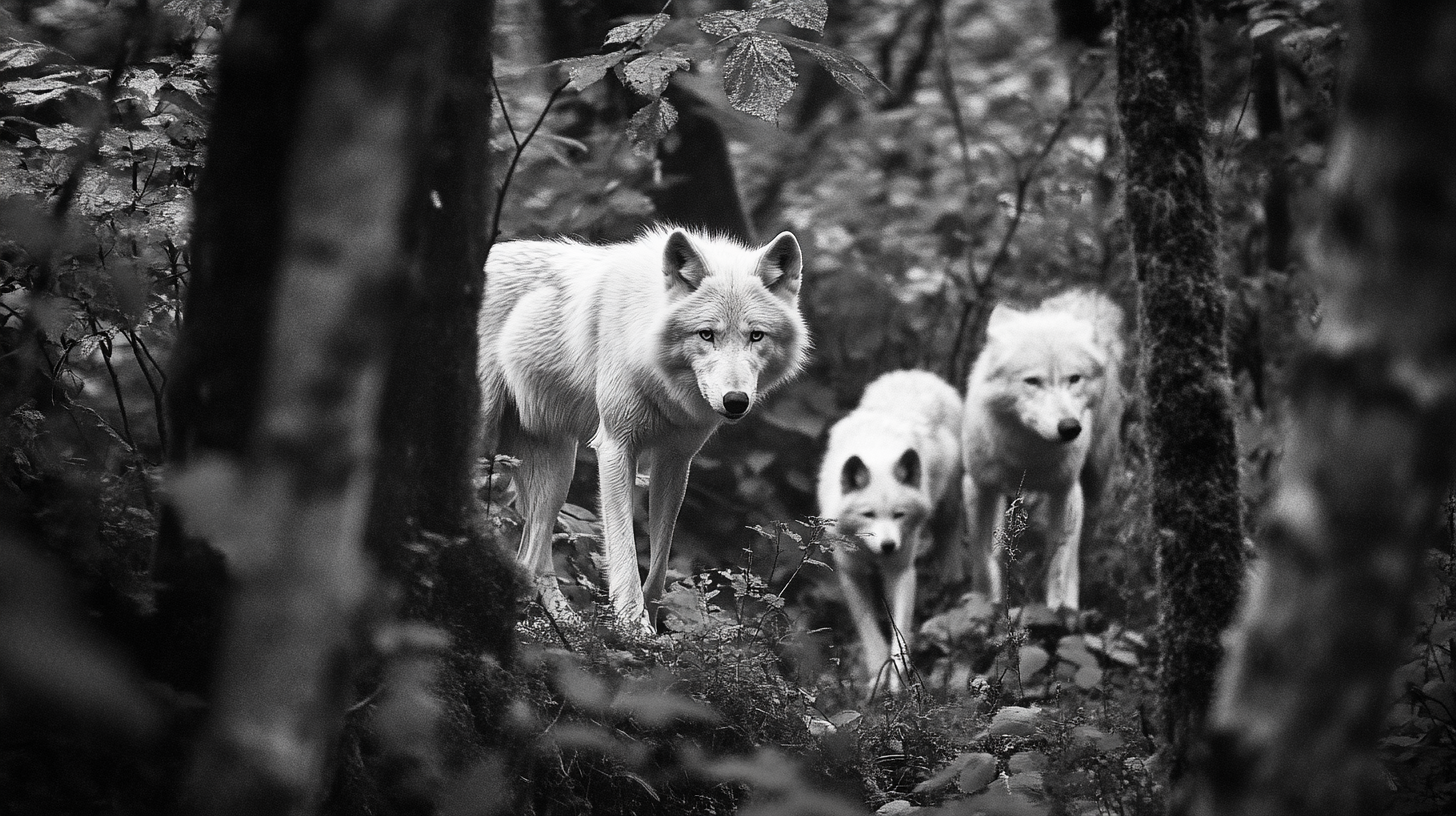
xmin=607 ymin=13 xmax=671 ymax=45
xmin=627 ymin=97 xmax=678 ymax=156
xmin=753 ymin=0 xmax=828 ymax=33
xmin=699 ymin=10 xmax=758 ymax=39
xmin=621 ymin=48 xmax=691 ymax=99
xmin=773 ymin=33 xmax=884 ymax=94
xmin=555 ymin=51 xmax=632 ymax=93
xmin=722 ymin=33 xmax=797 ymax=122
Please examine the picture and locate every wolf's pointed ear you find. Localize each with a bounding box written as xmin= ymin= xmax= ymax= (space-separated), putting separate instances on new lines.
xmin=893 ymin=449 xmax=921 ymax=487
xmin=664 ymin=230 xmax=708 ymax=293
xmin=840 ymin=455 xmax=870 ymax=493
xmin=985 ymin=303 xmax=1023 ymax=341
xmin=756 ymin=231 xmax=802 ymax=297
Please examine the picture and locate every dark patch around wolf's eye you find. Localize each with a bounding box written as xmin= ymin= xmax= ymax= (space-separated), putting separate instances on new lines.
xmin=698 ymin=329 xmax=714 ymax=342
xmin=749 ymin=330 xmax=765 ymax=342
xmin=1068 ymin=374 xmax=1082 ymax=384
xmin=841 ymin=455 xmax=870 ymax=493
xmin=892 ymin=511 xmax=907 ymax=520
xmin=1024 ymin=376 xmax=1043 ymax=386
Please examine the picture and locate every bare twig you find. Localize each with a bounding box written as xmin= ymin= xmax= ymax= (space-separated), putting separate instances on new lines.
xmin=940 ymin=55 xmax=1108 ymax=379
xmin=486 ymin=79 xmax=568 ymax=257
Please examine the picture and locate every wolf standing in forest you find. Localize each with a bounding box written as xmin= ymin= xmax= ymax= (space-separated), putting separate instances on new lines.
xmin=961 ymin=290 xmax=1125 ymax=611
xmin=819 ymin=370 xmax=963 ymax=692
xmin=479 ymin=227 xmax=810 ymax=631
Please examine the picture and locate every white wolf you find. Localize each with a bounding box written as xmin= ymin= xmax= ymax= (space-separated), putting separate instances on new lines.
xmin=961 ymin=289 xmax=1126 ymax=611
xmin=479 ymin=226 xmax=810 ymax=631
xmin=818 ymin=370 xmax=963 ymax=692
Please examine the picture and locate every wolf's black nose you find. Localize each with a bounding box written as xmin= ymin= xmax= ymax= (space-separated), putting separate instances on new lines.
xmin=879 ymin=540 xmax=897 ymax=555
xmin=1057 ymin=418 xmax=1082 ymax=441
xmin=723 ymin=391 xmax=750 ymax=418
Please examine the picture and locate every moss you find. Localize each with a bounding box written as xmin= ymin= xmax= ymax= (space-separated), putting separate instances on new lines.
xmin=1114 ymin=0 xmax=1247 ymax=785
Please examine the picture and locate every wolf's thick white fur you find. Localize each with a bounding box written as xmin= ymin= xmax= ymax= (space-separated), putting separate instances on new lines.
xmin=819 ymin=370 xmax=963 ymax=692
xmin=479 ymin=227 xmax=809 ymax=630
xmin=961 ymin=289 xmax=1126 ymax=611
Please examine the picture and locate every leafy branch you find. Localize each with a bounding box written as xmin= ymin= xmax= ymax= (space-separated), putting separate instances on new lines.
xmin=551 ymin=0 xmax=881 ymax=153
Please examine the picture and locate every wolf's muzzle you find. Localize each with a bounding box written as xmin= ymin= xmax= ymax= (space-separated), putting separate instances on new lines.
xmin=1057 ymin=418 xmax=1082 ymax=441
xmin=722 ymin=391 xmax=750 ymax=419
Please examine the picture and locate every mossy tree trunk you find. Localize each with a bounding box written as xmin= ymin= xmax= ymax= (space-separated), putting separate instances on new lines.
xmin=1182 ymin=4 xmax=1456 ymax=815
xmin=1114 ymin=0 xmax=1246 ymax=786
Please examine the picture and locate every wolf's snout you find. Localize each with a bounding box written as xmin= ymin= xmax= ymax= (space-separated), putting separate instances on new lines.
xmin=1057 ymin=418 xmax=1082 ymax=441
xmin=878 ymin=539 xmax=898 ymax=555
xmin=722 ymin=391 xmax=751 ymax=418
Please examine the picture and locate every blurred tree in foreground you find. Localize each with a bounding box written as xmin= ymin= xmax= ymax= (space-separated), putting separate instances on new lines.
xmin=1114 ymin=0 xmax=1246 ymax=789
xmin=1183 ymin=2 xmax=1456 ymax=815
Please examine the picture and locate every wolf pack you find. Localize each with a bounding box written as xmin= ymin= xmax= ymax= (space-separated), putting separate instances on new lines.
xmin=479 ymin=226 xmax=1126 ymax=692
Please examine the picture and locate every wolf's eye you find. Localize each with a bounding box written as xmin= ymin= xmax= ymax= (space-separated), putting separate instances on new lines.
xmin=892 ymin=511 xmax=907 ymax=520
xmin=862 ymin=511 xmax=876 ymax=519
xmin=1068 ymin=374 xmax=1083 ymax=384
xmin=698 ymin=329 xmax=715 ymax=342
xmin=1024 ymin=376 xmax=1043 ymax=387
xmin=749 ymin=330 xmax=765 ymax=342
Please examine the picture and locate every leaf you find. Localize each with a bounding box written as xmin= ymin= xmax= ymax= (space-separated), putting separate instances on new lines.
xmin=916 ymin=751 xmax=992 ymax=795
xmin=1018 ymin=645 xmax=1049 ymax=681
xmin=606 ymin=13 xmax=670 ymax=45
xmin=626 ymin=97 xmax=678 ymax=156
xmin=621 ymin=47 xmax=692 ymax=99
xmin=555 ymin=50 xmax=632 ymax=92
xmin=957 ymin=752 xmax=998 ymax=793
xmin=753 ymin=0 xmax=828 ymax=33
xmin=1249 ymin=19 xmax=1286 ymax=40
xmin=611 ymin=687 xmax=722 ymax=728
xmin=1073 ymin=664 xmax=1104 ymax=689
xmin=773 ymin=33 xmax=884 ymax=94
xmin=957 ymin=786 xmax=1049 ymax=816
xmin=698 ymin=10 xmax=758 ymax=39
xmin=989 ymin=705 xmax=1040 ymax=737
xmin=722 ymin=32 xmax=797 ymax=122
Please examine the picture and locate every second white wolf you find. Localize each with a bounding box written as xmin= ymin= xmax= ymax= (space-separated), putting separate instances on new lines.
xmin=961 ymin=289 xmax=1126 ymax=611
xmin=818 ymin=370 xmax=963 ymax=692
xmin=479 ymin=227 xmax=810 ymax=631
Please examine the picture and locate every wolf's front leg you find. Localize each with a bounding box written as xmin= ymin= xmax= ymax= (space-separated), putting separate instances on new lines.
xmin=596 ymin=436 xmax=650 ymax=632
xmin=964 ymin=475 xmax=1005 ymax=604
xmin=643 ymin=446 xmax=694 ymax=618
xmin=837 ymin=566 xmax=890 ymax=691
xmin=1043 ymin=481 xmax=1084 ymax=611
xmin=884 ymin=557 xmax=919 ymax=693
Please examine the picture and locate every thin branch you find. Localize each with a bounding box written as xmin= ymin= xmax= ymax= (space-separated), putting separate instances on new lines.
xmin=123 ymin=327 xmax=168 ymax=453
xmin=486 ymin=81 xmax=568 ymax=257
xmin=942 ymin=58 xmax=1108 ymax=379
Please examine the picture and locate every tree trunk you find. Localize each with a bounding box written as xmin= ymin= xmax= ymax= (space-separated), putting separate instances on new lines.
xmin=174 ymin=0 xmax=435 ymax=812
xmin=366 ymin=0 xmax=517 ymax=661
xmin=1114 ymin=0 xmax=1246 ymax=786
xmin=1181 ymin=4 xmax=1456 ymax=815
xmin=148 ymin=0 xmax=328 ymax=696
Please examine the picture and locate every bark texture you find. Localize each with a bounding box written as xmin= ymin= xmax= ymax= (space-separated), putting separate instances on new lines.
xmin=149 ymin=0 xmax=328 ymax=696
xmin=1183 ymin=4 xmax=1456 ymax=815
xmin=1114 ymin=0 xmax=1246 ymax=785
xmin=175 ymin=0 xmax=431 ymax=812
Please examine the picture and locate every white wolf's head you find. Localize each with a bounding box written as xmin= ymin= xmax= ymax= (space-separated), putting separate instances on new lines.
xmin=657 ymin=229 xmax=810 ymax=422
xmin=832 ymin=449 xmax=933 ymax=559
xmin=974 ymin=305 xmax=1110 ymax=444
